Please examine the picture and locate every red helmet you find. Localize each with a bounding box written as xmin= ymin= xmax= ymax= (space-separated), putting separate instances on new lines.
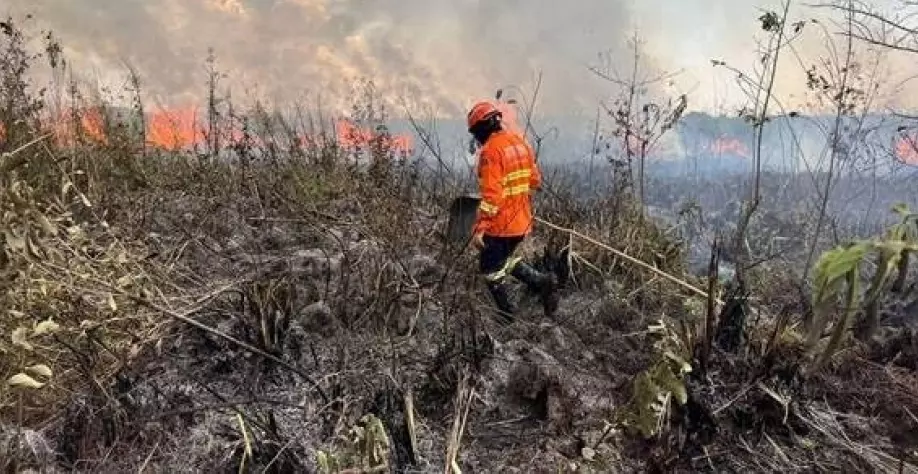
xmin=467 ymin=100 xmax=501 ymax=131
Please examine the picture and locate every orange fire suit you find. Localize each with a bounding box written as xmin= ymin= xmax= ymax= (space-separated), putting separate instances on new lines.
xmin=472 ymin=129 xmax=542 ymax=238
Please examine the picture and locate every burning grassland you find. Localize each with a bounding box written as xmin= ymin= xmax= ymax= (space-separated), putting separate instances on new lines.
xmin=0 ymin=104 xmax=414 ymax=157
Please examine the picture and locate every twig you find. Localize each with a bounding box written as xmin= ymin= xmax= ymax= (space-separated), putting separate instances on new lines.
xmin=905 ymin=406 xmax=918 ymax=425
xmin=798 ymin=407 xmax=918 ymax=473
xmin=405 ymin=390 xmax=419 ymax=465
xmin=136 ymin=438 xmax=160 ymax=473
xmin=43 ymin=263 xmax=330 ymax=403
xmin=260 ymin=437 xmax=296 ymax=474
xmin=712 ymin=383 xmax=756 ymax=415
xmin=0 ymin=132 xmax=54 ymax=174
xmin=444 ymin=369 xmax=473 ymax=474
xmin=534 ymin=216 xmax=720 ymax=303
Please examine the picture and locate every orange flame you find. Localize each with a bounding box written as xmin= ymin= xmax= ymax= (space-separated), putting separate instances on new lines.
xmin=146 ymin=106 xmax=206 ymax=151
xmin=895 ymin=132 xmax=918 ymax=166
xmin=0 ymin=106 xmax=396 ymax=154
xmin=334 ymin=118 xmax=413 ymax=156
xmin=79 ymin=108 xmax=107 ymax=145
xmin=709 ymin=136 xmax=750 ymax=158
xmin=38 ymin=107 xmax=108 ymax=147
xmin=4 ymin=108 xmax=415 ymax=157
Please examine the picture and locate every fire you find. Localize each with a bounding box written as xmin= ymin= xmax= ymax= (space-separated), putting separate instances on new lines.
xmin=709 ymin=136 xmax=750 ymax=158
xmin=146 ymin=106 xmax=207 ymax=151
xmin=79 ymin=108 xmax=107 ymax=145
xmin=894 ymin=131 xmax=918 ymax=166
xmin=0 ymin=106 xmax=414 ymax=157
xmin=334 ymin=118 xmax=414 ymax=156
xmin=42 ymin=107 xmax=110 ymax=147
xmin=335 ymin=119 xmax=375 ymax=148
xmin=0 ymin=106 xmax=110 ymax=148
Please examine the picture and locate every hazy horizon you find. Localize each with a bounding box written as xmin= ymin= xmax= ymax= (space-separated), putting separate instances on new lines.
xmin=4 ymin=0 xmax=918 ymax=119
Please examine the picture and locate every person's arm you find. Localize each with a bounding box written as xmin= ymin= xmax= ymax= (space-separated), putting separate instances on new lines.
xmin=472 ymin=148 xmax=503 ymax=236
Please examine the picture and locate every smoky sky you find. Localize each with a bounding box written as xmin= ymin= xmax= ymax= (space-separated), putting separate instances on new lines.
xmin=5 ymin=0 xmax=639 ymax=117
xmin=5 ymin=0 xmax=917 ymax=117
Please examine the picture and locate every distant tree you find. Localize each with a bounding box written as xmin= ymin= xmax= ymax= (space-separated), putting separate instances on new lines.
xmin=589 ymin=33 xmax=687 ymax=210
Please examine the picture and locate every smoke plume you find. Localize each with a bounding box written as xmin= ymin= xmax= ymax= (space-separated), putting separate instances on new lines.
xmin=5 ymin=0 xmax=917 ymax=117
xmin=5 ymin=0 xmax=642 ymax=117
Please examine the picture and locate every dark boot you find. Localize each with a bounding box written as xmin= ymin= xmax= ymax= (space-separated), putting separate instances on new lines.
xmin=511 ymin=262 xmax=559 ymax=317
xmin=486 ymin=281 xmax=517 ymax=323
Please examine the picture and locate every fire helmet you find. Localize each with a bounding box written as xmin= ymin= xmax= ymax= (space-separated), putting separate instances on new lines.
xmin=466 ymin=101 xmax=501 ymax=132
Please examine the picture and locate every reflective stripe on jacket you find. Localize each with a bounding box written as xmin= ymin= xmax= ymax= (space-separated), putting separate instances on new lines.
xmin=472 ymin=130 xmax=542 ymax=237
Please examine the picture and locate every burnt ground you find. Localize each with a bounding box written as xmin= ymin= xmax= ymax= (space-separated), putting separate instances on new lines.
xmin=3 ymin=182 xmax=918 ymax=474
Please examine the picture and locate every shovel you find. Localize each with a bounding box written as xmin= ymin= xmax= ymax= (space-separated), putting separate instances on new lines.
xmin=445 ymin=193 xmax=481 ymax=245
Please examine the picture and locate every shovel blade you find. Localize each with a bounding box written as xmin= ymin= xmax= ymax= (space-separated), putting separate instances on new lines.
xmin=445 ymin=194 xmax=481 ymax=244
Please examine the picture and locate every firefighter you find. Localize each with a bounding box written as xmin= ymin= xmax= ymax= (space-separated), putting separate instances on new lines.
xmin=467 ymin=100 xmax=558 ymax=321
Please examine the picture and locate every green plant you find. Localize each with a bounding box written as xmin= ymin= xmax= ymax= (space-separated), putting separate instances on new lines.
xmin=805 ymin=203 xmax=918 ymax=371
xmin=619 ymin=318 xmax=693 ymax=439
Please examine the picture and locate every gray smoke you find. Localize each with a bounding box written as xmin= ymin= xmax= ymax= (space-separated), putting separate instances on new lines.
xmin=5 ymin=0 xmax=916 ymax=117
xmin=4 ymin=0 xmax=639 ymax=117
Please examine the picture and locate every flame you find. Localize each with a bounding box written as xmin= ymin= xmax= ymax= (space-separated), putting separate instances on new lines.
xmin=40 ymin=107 xmax=108 ymax=147
xmin=709 ymin=136 xmax=750 ymax=158
xmin=79 ymin=108 xmax=108 ymax=144
xmin=2 ymin=104 xmax=415 ymax=157
xmin=334 ymin=118 xmax=414 ymax=156
xmin=335 ymin=119 xmax=375 ymax=148
xmin=894 ymin=132 xmax=918 ymax=166
xmin=146 ymin=106 xmax=207 ymax=150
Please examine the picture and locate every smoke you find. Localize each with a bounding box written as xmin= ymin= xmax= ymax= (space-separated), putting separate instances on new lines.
xmin=4 ymin=0 xmax=639 ymax=117
xmin=5 ymin=0 xmax=917 ymax=118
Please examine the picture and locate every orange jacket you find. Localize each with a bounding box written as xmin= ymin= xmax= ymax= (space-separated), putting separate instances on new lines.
xmin=472 ymin=130 xmax=542 ymax=237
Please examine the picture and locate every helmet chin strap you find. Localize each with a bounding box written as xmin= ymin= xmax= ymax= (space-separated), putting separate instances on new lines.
xmin=470 ymin=115 xmax=502 ymax=145
xmin=468 ymin=136 xmax=479 ymax=155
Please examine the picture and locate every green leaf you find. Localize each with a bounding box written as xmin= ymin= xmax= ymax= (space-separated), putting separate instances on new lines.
xmin=628 ymin=372 xmax=662 ymax=438
xmin=808 ymin=243 xmax=869 ymax=346
xmin=815 ymin=267 xmax=860 ymax=368
xmin=655 ymin=364 xmax=688 ymax=405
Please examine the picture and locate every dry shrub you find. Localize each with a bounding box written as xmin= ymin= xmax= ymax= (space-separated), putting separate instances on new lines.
xmin=0 ymin=145 xmax=171 ymax=461
xmin=536 ymin=184 xmax=685 ymax=291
